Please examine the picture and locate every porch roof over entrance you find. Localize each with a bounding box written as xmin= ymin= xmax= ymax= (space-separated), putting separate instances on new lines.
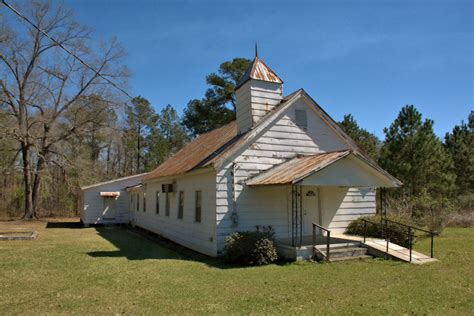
xmin=246 ymin=150 xmax=401 ymax=188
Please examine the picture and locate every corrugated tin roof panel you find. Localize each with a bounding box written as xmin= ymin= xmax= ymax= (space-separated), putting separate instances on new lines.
xmin=144 ymin=121 xmax=239 ymax=181
xmin=246 ymin=151 xmax=351 ymax=185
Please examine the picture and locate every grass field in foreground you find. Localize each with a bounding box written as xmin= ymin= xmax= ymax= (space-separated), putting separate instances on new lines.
xmin=0 ymin=219 xmax=472 ymax=315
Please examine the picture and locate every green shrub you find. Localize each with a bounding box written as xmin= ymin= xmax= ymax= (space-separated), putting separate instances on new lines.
xmin=346 ymin=215 xmax=417 ymax=248
xmin=223 ymin=227 xmax=278 ymax=265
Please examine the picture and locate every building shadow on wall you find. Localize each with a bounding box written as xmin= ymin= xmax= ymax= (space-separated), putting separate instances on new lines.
xmin=87 ymin=227 xmax=266 ymax=269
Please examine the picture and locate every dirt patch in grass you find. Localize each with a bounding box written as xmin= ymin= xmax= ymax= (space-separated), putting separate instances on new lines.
xmin=0 ymin=231 xmax=37 ymax=240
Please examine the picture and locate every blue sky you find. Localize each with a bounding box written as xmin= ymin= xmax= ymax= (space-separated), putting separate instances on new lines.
xmin=63 ymin=0 xmax=473 ymax=138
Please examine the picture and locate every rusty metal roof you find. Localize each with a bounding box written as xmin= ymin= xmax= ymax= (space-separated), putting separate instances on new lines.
xmin=142 ymin=87 xmax=401 ymax=186
xmin=246 ymin=151 xmax=351 ymax=185
xmin=142 ymin=91 xmax=300 ymax=182
xmin=143 ymin=121 xmax=240 ymax=181
xmin=236 ymin=56 xmax=283 ymax=88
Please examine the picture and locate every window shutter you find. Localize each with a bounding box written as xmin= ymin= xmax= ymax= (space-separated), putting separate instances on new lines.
xmin=155 ymin=191 xmax=160 ymax=214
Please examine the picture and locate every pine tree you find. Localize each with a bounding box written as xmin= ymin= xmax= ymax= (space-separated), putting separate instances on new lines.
xmin=338 ymin=114 xmax=379 ymax=160
xmin=145 ymin=104 xmax=188 ymax=170
xmin=183 ymin=58 xmax=251 ymax=136
xmin=123 ymin=96 xmax=159 ymax=173
xmin=445 ymin=111 xmax=473 ymax=196
xmin=380 ymin=105 xmax=456 ymax=203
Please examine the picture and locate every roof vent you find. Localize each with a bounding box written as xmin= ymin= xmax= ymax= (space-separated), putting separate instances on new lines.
xmin=295 ymin=109 xmax=307 ymax=130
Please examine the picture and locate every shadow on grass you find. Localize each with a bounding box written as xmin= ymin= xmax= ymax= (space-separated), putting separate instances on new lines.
xmin=88 ymin=227 xmax=293 ymax=269
xmin=46 ymin=221 xmax=82 ymax=229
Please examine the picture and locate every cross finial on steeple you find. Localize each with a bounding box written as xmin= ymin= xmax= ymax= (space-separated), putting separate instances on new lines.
xmin=255 ymin=42 xmax=258 ymax=58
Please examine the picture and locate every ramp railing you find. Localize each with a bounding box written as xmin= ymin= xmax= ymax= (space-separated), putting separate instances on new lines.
xmin=361 ymin=218 xmax=438 ymax=262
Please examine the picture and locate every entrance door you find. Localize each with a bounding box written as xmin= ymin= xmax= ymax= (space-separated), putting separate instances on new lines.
xmin=302 ymin=187 xmax=320 ymax=236
xmin=103 ymin=197 xmax=116 ymax=220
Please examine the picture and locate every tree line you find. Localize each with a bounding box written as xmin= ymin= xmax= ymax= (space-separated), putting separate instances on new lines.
xmin=0 ymin=1 xmax=188 ymax=218
xmin=0 ymin=1 xmax=472 ymax=226
xmin=341 ymin=109 xmax=472 ymax=229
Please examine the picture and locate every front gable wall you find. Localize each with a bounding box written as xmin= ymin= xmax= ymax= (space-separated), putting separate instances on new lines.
xmin=219 ymin=95 xmax=351 ymax=173
xmin=215 ymin=95 xmax=352 ymax=251
xmin=228 ymin=96 xmax=350 ymax=181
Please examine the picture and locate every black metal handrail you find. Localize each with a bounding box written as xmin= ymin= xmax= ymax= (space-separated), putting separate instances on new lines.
xmin=312 ymin=223 xmax=331 ymax=261
xmin=362 ymin=219 xmax=396 ymax=258
xmin=382 ymin=218 xmax=438 ymax=258
xmin=382 ymin=218 xmax=434 ymax=234
xmin=362 ymin=218 xmax=438 ymax=262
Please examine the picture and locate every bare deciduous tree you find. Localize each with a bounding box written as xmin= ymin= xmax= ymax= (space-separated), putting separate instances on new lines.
xmin=0 ymin=0 xmax=127 ymax=218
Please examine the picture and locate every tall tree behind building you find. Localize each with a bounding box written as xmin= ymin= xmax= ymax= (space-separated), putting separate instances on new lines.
xmin=444 ymin=111 xmax=473 ymax=196
xmin=123 ymin=96 xmax=158 ymax=173
xmin=379 ymin=105 xmax=456 ymax=217
xmin=338 ymin=114 xmax=379 ymax=160
xmin=183 ymin=58 xmax=250 ymax=135
xmin=145 ymin=104 xmax=188 ymax=170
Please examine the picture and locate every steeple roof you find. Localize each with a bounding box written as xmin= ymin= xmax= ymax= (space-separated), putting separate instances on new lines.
xmin=236 ymin=55 xmax=283 ymax=89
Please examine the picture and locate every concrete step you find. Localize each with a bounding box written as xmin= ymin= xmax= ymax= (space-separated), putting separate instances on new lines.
xmin=322 ymin=247 xmax=368 ymax=258
xmin=329 ymin=255 xmax=373 ymax=262
xmin=314 ymin=246 xmax=370 ymax=260
xmin=315 ymin=242 xmax=361 ymax=249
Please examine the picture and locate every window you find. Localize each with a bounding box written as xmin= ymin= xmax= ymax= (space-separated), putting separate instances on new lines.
xmin=136 ymin=193 xmax=139 ymax=211
xmin=295 ymin=109 xmax=307 ymax=130
xmin=165 ymin=192 xmax=170 ymax=216
xmin=195 ymin=190 xmax=202 ymax=223
xmin=178 ymin=191 xmax=184 ymax=219
xmin=143 ymin=193 xmax=146 ymax=212
xmin=155 ymin=191 xmax=160 ymax=214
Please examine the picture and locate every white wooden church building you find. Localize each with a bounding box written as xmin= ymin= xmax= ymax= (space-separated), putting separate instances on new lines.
xmin=82 ymin=52 xmax=401 ymax=259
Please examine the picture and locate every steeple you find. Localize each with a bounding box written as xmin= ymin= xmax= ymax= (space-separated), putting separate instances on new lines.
xmin=236 ymin=49 xmax=283 ymax=89
xmin=235 ymin=48 xmax=283 ymax=134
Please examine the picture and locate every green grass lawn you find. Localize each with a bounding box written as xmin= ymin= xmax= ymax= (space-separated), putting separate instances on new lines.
xmin=0 ymin=220 xmax=472 ymax=315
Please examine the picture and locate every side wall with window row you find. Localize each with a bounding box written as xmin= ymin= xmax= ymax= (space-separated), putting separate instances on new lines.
xmin=132 ymin=170 xmax=218 ymax=256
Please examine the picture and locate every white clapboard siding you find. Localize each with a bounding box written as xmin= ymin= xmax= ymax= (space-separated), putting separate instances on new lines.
xmin=235 ymin=79 xmax=282 ymax=133
xmin=321 ymin=187 xmax=376 ymax=233
xmin=81 ymin=175 xmax=145 ymax=225
xmin=215 ymin=180 xmax=291 ymax=251
xmin=133 ymin=170 xmax=217 ymax=256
